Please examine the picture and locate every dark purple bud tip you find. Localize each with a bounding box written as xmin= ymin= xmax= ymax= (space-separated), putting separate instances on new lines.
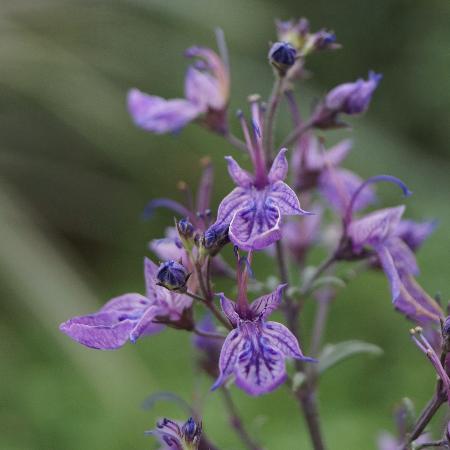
xmin=201 ymin=223 xmax=230 ymax=256
xmin=443 ymin=316 xmax=450 ymax=337
xmin=156 ymin=260 xmax=190 ymax=291
xmin=182 ymin=417 xmax=202 ymax=442
xmin=268 ymin=42 xmax=297 ymax=75
xmin=177 ymin=218 xmax=195 ymax=240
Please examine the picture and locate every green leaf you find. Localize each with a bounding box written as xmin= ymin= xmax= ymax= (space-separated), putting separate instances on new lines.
xmin=318 ymin=340 xmax=383 ymax=374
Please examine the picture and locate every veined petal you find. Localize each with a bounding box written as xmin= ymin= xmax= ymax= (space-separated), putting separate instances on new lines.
xmin=268 ymin=148 xmax=289 ymax=183
xmin=234 ymin=325 xmax=286 ymax=396
xmin=130 ymin=305 xmax=164 ymax=343
xmin=264 ymin=321 xmax=314 ymax=361
xmin=185 ymin=66 xmax=223 ymax=111
xmin=385 ymin=237 xmax=419 ymax=276
xmin=394 ymin=275 xmax=443 ymax=325
xmin=224 ymin=156 xmax=254 ymax=188
xmin=211 ymin=328 xmax=243 ymax=391
xmin=250 ymin=284 xmax=286 ymax=320
xmin=348 ymin=205 xmax=405 ymax=248
xmin=218 ymin=293 xmax=239 ymax=326
xmin=101 ymin=293 xmax=149 ymax=313
xmin=127 ymin=89 xmax=201 ymax=133
xmin=376 ymin=244 xmax=401 ymax=301
xmin=269 ymin=181 xmax=309 ymax=215
xmin=216 ymin=187 xmax=251 ymax=224
xmin=59 ymin=310 xmax=136 ymax=350
xmin=229 ymin=197 xmax=282 ymax=250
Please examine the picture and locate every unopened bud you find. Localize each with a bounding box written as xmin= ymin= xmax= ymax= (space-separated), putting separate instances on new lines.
xmin=268 ymin=42 xmax=297 ymax=76
xmin=156 ymin=260 xmax=190 ymax=292
xmin=201 ymin=223 xmax=230 ymax=256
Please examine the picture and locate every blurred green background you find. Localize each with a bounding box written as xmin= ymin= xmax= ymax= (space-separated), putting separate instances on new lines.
xmin=0 ymin=0 xmax=449 ymax=449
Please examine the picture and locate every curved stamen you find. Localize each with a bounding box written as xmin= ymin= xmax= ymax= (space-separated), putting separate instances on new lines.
xmin=142 ymin=198 xmax=195 ymax=223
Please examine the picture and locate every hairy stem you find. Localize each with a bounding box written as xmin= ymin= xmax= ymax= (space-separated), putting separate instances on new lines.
xmin=221 ymin=388 xmax=261 ymax=450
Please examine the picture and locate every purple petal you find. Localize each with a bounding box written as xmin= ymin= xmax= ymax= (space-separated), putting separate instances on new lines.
xmin=376 ymin=244 xmax=402 ymax=301
xmin=395 ymin=219 xmax=437 ymax=251
xmin=144 ymin=257 xmax=159 ymax=301
xmin=217 ymin=293 xmax=239 ymax=326
xmin=319 ymin=168 xmax=376 ymax=214
xmin=268 ymin=181 xmax=310 ymax=215
xmin=229 ymin=197 xmax=282 ymax=250
xmin=149 ymin=234 xmax=185 ymax=263
xmin=101 ymin=293 xmax=149 ymax=313
xmin=394 ymin=275 xmax=443 ymax=325
xmin=268 ymin=148 xmax=289 ymax=183
xmin=216 ymin=187 xmax=251 ymax=224
xmin=211 ymin=328 xmax=243 ymax=391
xmin=250 ymin=284 xmax=286 ymax=320
xmin=348 ymin=206 xmax=405 ymax=249
xmin=185 ymin=66 xmax=224 ymax=111
xmin=234 ymin=323 xmax=287 ymax=396
xmin=130 ymin=305 xmax=164 ymax=343
xmin=196 ymin=158 xmax=214 ymax=215
xmin=264 ymin=321 xmax=315 ymax=361
xmin=325 ymin=139 xmax=353 ymax=166
xmin=60 ymin=294 xmax=148 ymax=350
xmin=127 ymin=88 xmax=201 ymax=133
xmin=385 ymin=237 xmax=419 ymax=276
xmin=224 ymin=156 xmax=254 ymax=188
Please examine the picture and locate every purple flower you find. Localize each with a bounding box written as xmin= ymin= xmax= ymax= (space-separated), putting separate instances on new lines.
xmin=275 ymin=18 xmax=339 ymax=54
xmin=128 ymin=46 xmax=229 ymax=134
xmin=214 ymin=148 xmax=309 ymax=250
xmin=347 ymin=205 xmax=442 ymax=324
xmin=209 ymin=101 xmax=309 ymax=250
xmin=312 ymin=71 xmax=382 ymax=128
xmin=291 ymin=133 xmax=375 ymax=213
xmin=59 ymin=258 xmax=192 ymax=349
xmin=146 ymin=417 xmax=202 ymax=450
xmin=212 ymin=279 xmax=314 ymax=395
xmin=395 ymin=219 xmax=437 ymax=252
xmin=324 ymin=71 xmax=382 ymax=114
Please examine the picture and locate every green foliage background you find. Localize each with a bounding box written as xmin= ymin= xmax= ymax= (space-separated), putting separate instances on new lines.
xmin=0 ymin=1 xmax=449 ymax=449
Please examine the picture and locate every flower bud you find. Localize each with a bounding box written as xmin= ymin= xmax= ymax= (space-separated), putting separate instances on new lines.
xmin=176 ymin=218 xmax=195 ymax=250
xmin=156 ymin=260 xmax=190 ymax=292
xmin=268 ymin=42 xmax=297 ymax=76
xmin=181 ymin=417 xmax=202 ymax=445
xmin=201 ymin=223 xmax=230 ymax=256
xmin=312 ymin=71 xmax=382 ymax=128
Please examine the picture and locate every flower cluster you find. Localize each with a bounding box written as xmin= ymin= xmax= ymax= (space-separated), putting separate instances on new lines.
xmin=59 ymin=18 xmax=445 ymax=450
